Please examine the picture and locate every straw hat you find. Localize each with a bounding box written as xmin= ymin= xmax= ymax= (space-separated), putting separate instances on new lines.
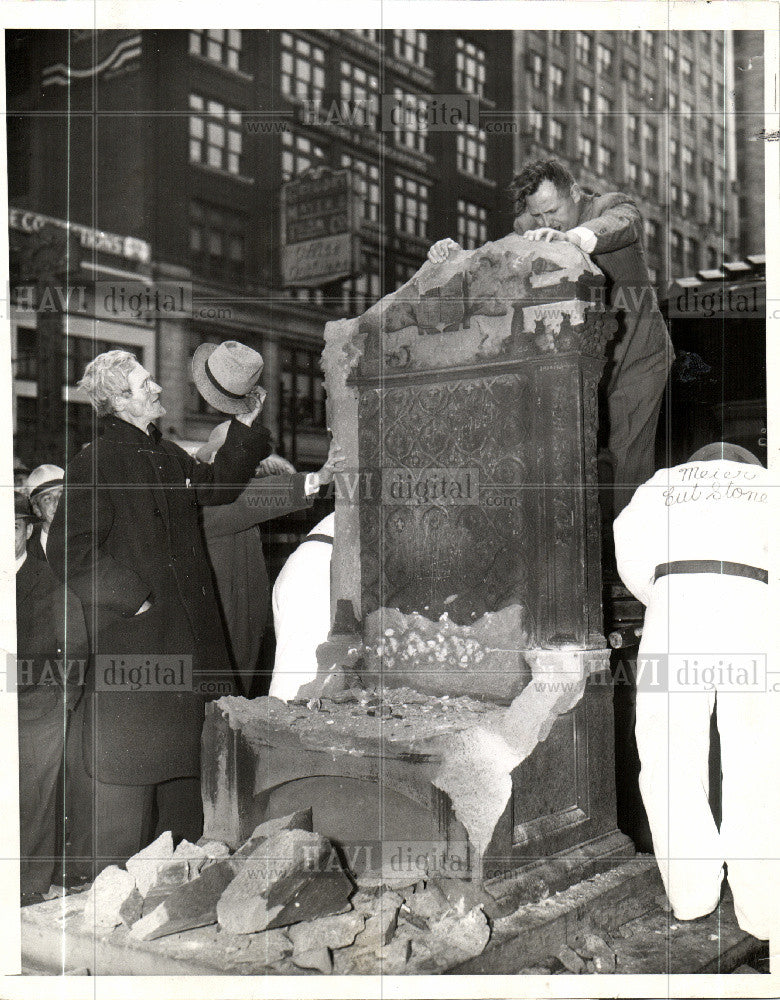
xmin=26 ymin=464 xmax=64 ymax=499
xmin=192 ymin=340 xmax=264 ymax=415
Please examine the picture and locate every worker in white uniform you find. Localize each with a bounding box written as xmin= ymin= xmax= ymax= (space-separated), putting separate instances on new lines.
xmin=269 ymin=512 xmax=335 ymax=702
xmin=614 ymin=442 xmax=778 ymax=942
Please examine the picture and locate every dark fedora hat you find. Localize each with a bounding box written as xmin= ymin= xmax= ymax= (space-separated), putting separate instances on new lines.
xmin=192 ymin=340 xmax=265 ymax=415
xmin=14 ymin=491 xmax=36 ymax=521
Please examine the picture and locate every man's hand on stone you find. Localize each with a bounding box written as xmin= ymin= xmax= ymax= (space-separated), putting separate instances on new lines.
xmin=235 ymin=386 xmax=267 ymax=426
xmin=525 ymin=227 xmax=567 ymax=243
xmin=317 ymin=440 xmax=346 ymax=486
xmin=427 ymin=238 xmax=461 ymax=264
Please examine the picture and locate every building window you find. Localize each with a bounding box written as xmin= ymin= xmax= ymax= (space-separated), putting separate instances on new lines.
xmin=455 ymin=37 xmax=486 ymax=97
xmin=395 ymin=260 xmax=421 ymax=288
xmin=596 ymin=43 xmax=613 ymax=75
xmin=189 ymin=29 xmax=242 ymax=72
xmin=340 ymin=60 xmax=379 ymax=129
xmin=597 ymin=145 xmax=613 ymax=176
xmin=715 ymin=80 xmax=725 ymax=106
xmin=682 ymin=100 xmax=694 ymax=128
xmin=664 ymin=41 xmax=676 ymax=69
xmin=549 ymin=118 xmax=565 ymax=151
xmin=340 ymin=252 xmax=382 ymax=315
xmin=670 ymin=182 xmax=681 ymax=209
xmin=341 ymin=153 xmax=381 ymax=225
xmin=685 ymin=236 xmax=700 ymax=270
xmin=642 ymin=74 xmax=655 ymax=103
xmin=529 ymin=52 xmax=544 ymax=90
xmin=670 ymin=136 xmax=679 ymax=167
xmin=681 ymin=55 xmax=693 ymax=86
xmin=280 ymin=32 xmax=326 ymax=103
xmin=644 ymin=218 xmax=661 ymax=249
xmin=393 ymin=88 xmax=428 ymax=156
xmin=394 ymin=174 xmax=429 ymax=239
xmin=670 ymin=230 xmax=684 ymax=273
xmin=189 ymin=201 xmax=246 ymax=285
xmin=575 ymin=32 xmax=592 ymax=66
xmin=280 ymin=343 xmax=328 ymax=435
xmin=643 ymin=120 xmax=658 ymax=156
xmin=15 ymin=326 xmax=37 ymax=380
xmin=641 ymin=31 xmax=656 ymax=60
xmin=550 ymin=64 xmax=564 ymax=98
xmin=352 ymin=29 xmax=379 ymax=44
xmin=682 ymin=189 xmax=696 ymax=215
xmin=626 ymin=160 xmax=638 ymax=187
xmin=642 ymin=168 xmax=658 ymax=198
xmin=682 ymin=146 xmax=694 ymax=173
xmin=456 ymin=199 xmax=488 ymax=250
xmin=579 ymin=83 xmax=592 ymax=114
xmin=189 ymin=94 xmax=244 ymax=175
xmin=578 ymin=135 xmax=593 ymax=168
xmin=623 ymin=61 xmax=638 ymax=91
xmin=528 ymin=109 xmax=544 ymax=141
xmin=550 ymin=31 xmax=564 ymax=48
xmin=668 ymin=90 xmax=678 ymax=114
xmin=63 ymin=337 xmax=145 ymax=388
xmin=456 ymin=122 xmax=487 ymax=178
xmin=597 ymin=94 xmax=613 ymax=115
xmin=627 ymin=113 xmax=639 ymax=143
xmin=707 ymin=245 xmax=719 ymax=269
xmin=392 ymin=29 xmax=427 ymax=69
xmin=281 ymin=130 xmax=325 ymax=181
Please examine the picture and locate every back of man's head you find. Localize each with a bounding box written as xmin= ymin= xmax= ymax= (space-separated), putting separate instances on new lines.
xmin=510 ymin=158 xmax=575 ymax=213
xmin=687 ymin=441 xmax=763 ymax=466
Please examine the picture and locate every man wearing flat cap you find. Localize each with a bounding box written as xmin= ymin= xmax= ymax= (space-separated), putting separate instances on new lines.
xmin=49 ymin=343 xmax=270 ymax=874
xmin=614 ymin=442 xmax=778 ymax=944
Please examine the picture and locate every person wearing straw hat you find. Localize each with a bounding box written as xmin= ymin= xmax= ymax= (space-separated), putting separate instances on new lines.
xmin=48 ymin=344 xmax=270 ymax=874
xmin=196 ymin=421 xmax=343 ymax=697
xmin=26 ymin=463 xmax=64 ymax=560
xmin=15 ymin=491 xmax=87 ymax=902
xmin=614 ymin=442 xmax=778 ymax=943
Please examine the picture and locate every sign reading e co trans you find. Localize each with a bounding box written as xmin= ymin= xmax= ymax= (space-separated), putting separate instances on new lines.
xmin=280 ymin=168 xmax=359 ymax=288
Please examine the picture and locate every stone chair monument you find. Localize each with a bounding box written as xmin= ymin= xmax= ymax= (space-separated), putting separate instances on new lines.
xmin=202 ymin=234 xmax=633 ymax=891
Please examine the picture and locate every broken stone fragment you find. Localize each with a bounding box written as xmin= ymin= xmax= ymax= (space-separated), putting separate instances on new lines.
xmin=287 ymin=910 xmax=365 ymax=952
xmin=429 ymin=876 xmax=501 ymax=920
xmin=119 ymin=887 xmax=144 ymax=928
xmin=128 ymin=859 xmax=236 ymax=941
xmin=232 ymin=808 xmax=313 ymax=859
xmin=82 ymin=865 xmax=137 ymax=932
xmin=291 ymin=946 xmax=333 ymax=974
xmin=557 ymin=942 xmax=586 ymax=974
xmin=172 ymin=839 xmax=209 ymax=878
xmin=426 ymin=905 xmax=491 ymax=963
xmin=572 ymin=931 xmax=616 ymax=973
xmin=126 ymin=830 xmax=174 ymax=897
xmin=241 ymin=928 xmax=293 ymax=968
xmin=405 ymin=883 xmax=449 ymax=923
xmin=354 ymin=891 xmax=402 ymax=949
xmin=196 ymin=838 xmax=231 ymax=861
xmin=217 ymin=829 xmax=353 ymax=935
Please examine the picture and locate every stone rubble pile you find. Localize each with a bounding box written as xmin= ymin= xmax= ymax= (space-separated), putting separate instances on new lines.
xmin=77 ymin=809 xmax=493 ymax=974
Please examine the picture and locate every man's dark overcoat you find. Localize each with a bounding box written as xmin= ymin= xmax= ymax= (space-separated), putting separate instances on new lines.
xmin=48 ymin=414 xmax=270 ymax=786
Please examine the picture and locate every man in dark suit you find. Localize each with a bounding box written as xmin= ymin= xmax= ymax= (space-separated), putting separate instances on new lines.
xmin=15 ymin=492 xmax=87 ymax=902
xmin=48 ymin=346 xmax=268 ymax=875
xmin=428 ymin=157 xmax=674 ymax=514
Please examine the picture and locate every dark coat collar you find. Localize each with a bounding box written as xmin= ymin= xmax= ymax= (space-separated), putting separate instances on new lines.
xmin=99 ymin=414 xmax=162 ymax=445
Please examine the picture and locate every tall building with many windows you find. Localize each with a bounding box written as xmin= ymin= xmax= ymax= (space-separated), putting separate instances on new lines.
xmin=6 ymin=28 xmax=514 ymax=467
xmin=512 ymin=30 xmax=743 ymax=286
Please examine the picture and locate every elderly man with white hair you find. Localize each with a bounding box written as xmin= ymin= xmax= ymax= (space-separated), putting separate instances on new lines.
xmin=48 ymin=345 xmax=269 ymax=876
